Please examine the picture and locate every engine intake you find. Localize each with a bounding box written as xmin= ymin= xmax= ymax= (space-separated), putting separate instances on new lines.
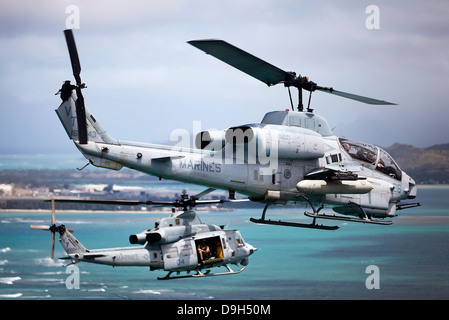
xmin=195 ymin=130 xmax=226 ymax=150
xmin=129 ymin=232 xmax=162 ymax=244
xmin=225 ymin=126 xmax=254 ymax=144
xmin=224 ymin=125 xmax=325 ymax=160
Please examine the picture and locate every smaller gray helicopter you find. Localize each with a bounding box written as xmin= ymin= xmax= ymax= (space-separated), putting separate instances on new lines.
xmin=30 ymin=191 xmax=257 ymax=280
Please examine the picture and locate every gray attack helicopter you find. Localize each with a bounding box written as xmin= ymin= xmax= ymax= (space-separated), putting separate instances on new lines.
xmin=30 ymin=193 xmax=257 ymax=280
xmin=55 ymin=30 xmax=419 ymax=230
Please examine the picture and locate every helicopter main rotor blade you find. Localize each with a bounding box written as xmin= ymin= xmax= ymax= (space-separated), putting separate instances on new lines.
xmin=192 ymin=188 xmax=216 ymax=200
xmin=45 ymin=197 xmax=224 ymax=207
xmin=316 ymin=87 xmax=396 ymax=105
xmin=188 ymin=39 xmax=294 ymax=86
xmin=191 ymin=199 xmax=228 ymax=205
xmin=45 ymin=198 xmax=147 ymax=206
xmin=45 ymin=198 xmax=190 ymax=207
xmin=42 ymin=193 xmax=249 ymax=212
xmin=30 ymin=225 xmax=51 ymax=230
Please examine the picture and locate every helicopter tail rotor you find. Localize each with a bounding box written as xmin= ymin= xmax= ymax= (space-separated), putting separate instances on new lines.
xmin=30 ymin=199 xmax=73 ymax=259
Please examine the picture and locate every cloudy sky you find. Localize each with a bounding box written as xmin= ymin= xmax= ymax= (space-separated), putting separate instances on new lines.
xmin=1 ymin=0 xmax=448 ymax=156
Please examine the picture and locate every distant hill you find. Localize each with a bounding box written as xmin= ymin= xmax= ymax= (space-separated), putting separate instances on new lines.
xmin=385 ymin=143 xmax=449 ymax=184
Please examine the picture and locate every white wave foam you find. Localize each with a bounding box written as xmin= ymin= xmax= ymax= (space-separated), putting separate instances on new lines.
xmin=14 ymin=218 xmax=47 ymax=224
xmin=0 ymin=247 xmax=11 ymax=253
xmin=0 ymin=293 xmax=23 ymax=298
xmin=0 ymin=276 xmax=21 ymax=285
xmin=34 ymin=257 xmax=64 ymax=267
xmin=36 ymin=271 xmax=65 ymax=275
xmin=133 ymin=289 xmax=162 ymax=295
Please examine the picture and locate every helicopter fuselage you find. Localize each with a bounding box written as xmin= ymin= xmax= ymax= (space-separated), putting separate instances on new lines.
xmin=63 ymin=228 xmax=253 ymax=269
xmin=56 ymin=210 xmax=256 ymax=279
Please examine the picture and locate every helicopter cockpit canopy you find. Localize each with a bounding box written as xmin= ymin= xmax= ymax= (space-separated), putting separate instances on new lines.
xmin=338 ymin=137 xmax=402 ymax=180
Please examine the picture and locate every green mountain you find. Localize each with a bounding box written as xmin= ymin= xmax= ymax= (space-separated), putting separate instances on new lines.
xmin=385 ymin=143 xmax=449 ymax=184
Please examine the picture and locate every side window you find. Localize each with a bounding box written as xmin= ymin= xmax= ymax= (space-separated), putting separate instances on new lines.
xmin=165 ymin=247 xmax=178 ymax=259
xmin=180 ymin=244 xmax=193 ymax=257
xmin=234 ymin=231 xmax=245 ymax=247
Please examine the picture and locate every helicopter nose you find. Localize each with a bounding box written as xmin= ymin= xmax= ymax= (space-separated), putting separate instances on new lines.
xmin=248 ymin=245 xmax=257 ymax=255
xmin=403 ymin=172 xmax=417 ymax=199
xmin=407 ymin=179 xmax=417 ymax=199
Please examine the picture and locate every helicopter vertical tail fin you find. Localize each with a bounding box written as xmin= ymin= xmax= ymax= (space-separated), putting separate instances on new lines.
xmin=59 ymin=226 xmax=88 ymax=255
xmin=56 ymin=94 xmax=124 ymax=170
xmin=55 ymin=94 xmax=117 ymax=145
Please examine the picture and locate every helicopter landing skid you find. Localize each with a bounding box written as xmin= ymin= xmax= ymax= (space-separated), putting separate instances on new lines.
xmin=157 ymin=265 xmax=245 ymax=280
xmin=249 ymin=217 xmax=339 ymax=230
xmin=250 ymin=198 xmax=339 ymax=231
xmin=304 ymin=200 xmax=393 ymax=225
xmin=304 ymin=212 xmax=393 ymax=225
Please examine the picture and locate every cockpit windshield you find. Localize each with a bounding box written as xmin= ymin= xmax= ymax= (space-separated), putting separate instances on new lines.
xmin=339 ymin=137 xmax=378 ymax=164
xmin=338 ymin=137 xmax=402 ymax=180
